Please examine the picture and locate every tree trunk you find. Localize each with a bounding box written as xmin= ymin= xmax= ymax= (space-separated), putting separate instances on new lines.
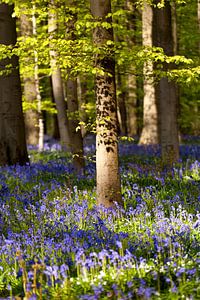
xmin=116 ymin=68 xmax=128 ymax=136
xmin=139 ymin=3 xmax=158 ymax=145
xmin=65 ymin=0 xmax=85 ymax=173
xmin=90 ymin=0 xmax=122 ymax=207
xmin=32 ymin=5 xmax=44 ymax=151
xmin=77 ymin=76 xmax=89 ymax=137
xmin=127 ymin=72 xmax=137 ymax=137
xmin=0 ymin=3 xmax=29 ymax=166
xmin=153 ymin=0 xmax=179 ymax=165
xmin=48 ymin=0 xmax=71 ymax=151
xmin=20 ymin=14 xmax=39 ymax=146
xmin=114 ymin=0 xmax=128 ymax=136
xmin=66 ymin=77 xmax=85 ymax=173
xmin=126 ymin=0 xmax=138 ymax=137
xmin=171 ymin=1 xmax=178 ymax=55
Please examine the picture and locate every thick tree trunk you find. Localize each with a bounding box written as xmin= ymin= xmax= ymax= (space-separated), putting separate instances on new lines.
xmin=153 ymin=0 xmax=179 ymax=164
xmin=48 ymin=0 xmax=71 ymax=151
xmin=90 ymin=0 xmax=122 ymax=207
xmin=20 ymin=14 xmax=39 ymax=146
xmin=139 ymin=3 xmax=158 ymax=145
xmin=0 ymin=4 xmax=29 ymax=165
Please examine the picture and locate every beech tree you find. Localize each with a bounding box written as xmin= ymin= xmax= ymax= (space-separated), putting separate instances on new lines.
xmin=153 ymin=0 xmax=179 ymax=164
xmin=126 ymin=0 xmax=138 ymax=137
xmin=48 ymin=0 xmax=71 ymax=151
xmin=20 ymin=13 xmax=39 ymax=146
xmin=65 ymin=0 xmax=85 ymax=174
xmin=139 ymin=2 xmax=158 ymax=145
xmin=0 ymin=3 xmax=29 ymax=166
xmin=90 ymin=0 xmax=122 ymax=207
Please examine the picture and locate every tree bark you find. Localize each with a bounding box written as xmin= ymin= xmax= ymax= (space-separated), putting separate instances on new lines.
xmin=48 ymin=0 xmax=71 ymax=151
xmin=90 ymin=0 xmax=122 ymax=207
xmin=66 ymin=77 xmax=85 ymax=173
xmin=139 ymin=3 xmax=158 ymax=145
xmin=32 ymin=5 xmax=44 ymax=151
xmin=0 ymin=3 xmax=29 ymax=166
xmin=116 ymin=67 xmax=128 ymax=136
xmin=126 ymin=0 xmax=138 ymax=137
xmin=77 ymin=76 xmax=89 ymax=137
xmin=153 ymin=0 xmax=179 ymax=164
xmin=65 ymin=0 xmax=85 ymax=174
xmin=20 ymin=14 xmax=39 ymax=146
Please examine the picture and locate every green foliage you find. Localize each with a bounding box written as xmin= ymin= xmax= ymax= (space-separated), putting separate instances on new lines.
xmin=0 ymin=0 xmax=199 ymax=134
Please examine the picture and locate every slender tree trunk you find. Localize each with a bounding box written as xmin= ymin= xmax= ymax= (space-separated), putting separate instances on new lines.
xmin=127 ymin=71 xmax=137 ymax=136
xmin=171 ymin=1 xmax=178 ymax=55
xmin=20 ymin=14 xmax=39 ymax=146
xmin=90 ymin=0 xmax=122 ymax=207
xmin=116 ymin=68 xmax=128 ymax=136
xmin=66 ymin=77 xmax=85 ymax=173
xmin=65 ymin=0 xmax=85 ymax=173
xmin=49 ymin=78 xmax=60 ymax=139
xmin=153 ymin=0 xmax=179 ymax=164
xmin=77 ymin=76 xmax=88 ymax=137
xmin=48 ymin=0 xmax=71 ymax=151
xmin=32 ymin=5 xmax=44 ymax=151
xmin=114 ymin=0 xmax=128 ymax=136
xmin=139 ymin=3 xmax=158 ymax=145
xmin=0 ymin=3 xmax=29 ymax=166
xmin=126 ymin=0 xmax=138 ymax=137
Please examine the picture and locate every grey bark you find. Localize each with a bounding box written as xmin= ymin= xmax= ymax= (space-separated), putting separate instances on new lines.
xmin=20 ymin=14 xmax=39 ymax=146
xmin=90 ymin=0 xmax=122 ymax=207
xmin=65 ymin=0 xmax=85 ymax=173
xmin=32 ymin=5 xmax=44 ymax=151
xmin=0 ymin=4 xmax=29 ymax=165
xmin=48 ymin=0 xmax=71 ymax=151
xmin=139 ymin=3 xmax=158 ymax=145
xmin=66 ymin=77 xmax=85 ymax=173
xmin=77 ymin=76 xmax=88 ymax=137
xmin=126 ymin=0 xmax=138 ymax=136
xmin=153 ymin=0 xmax=179 ymax=165
xmin=116 ymin=68 xmax=128 ymax=136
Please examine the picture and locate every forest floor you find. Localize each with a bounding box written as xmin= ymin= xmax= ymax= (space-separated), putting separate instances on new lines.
xmin=0 ymin=135 xmax=199 ymax=299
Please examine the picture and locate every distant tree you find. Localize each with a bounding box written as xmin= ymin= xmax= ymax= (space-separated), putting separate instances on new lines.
xmin=48 ymin=0 xmax=71 ymax=151
xmin=90 ymin=0 xmax=122 ymax=207
xmin=77 ymin=76 xmax=89 ymax=137
xmin=32 ymin=4 xmax=44 ymax=151
xmin=114 ymin=0 xmax=128 ymax=136
xmin=116 ymin=67 xmax=128 ymax=136
xmin=65 ymin=0 xmax=85 ymax=174
xmin=153 ymin=0 xmax=179 ymax=164
xmin=139 ymin=2 xmax=158 ymax=145
xmin=126 ymin=0 xmax=138 ymax=137
xmin=20 ymin=13 xmax=39 ymax=146
xmin=0 ymin=3 xmax=29 ymax=166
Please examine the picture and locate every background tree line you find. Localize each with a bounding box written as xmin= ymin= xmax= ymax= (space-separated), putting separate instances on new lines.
xmin=0 ymin=0 xmax=199 ymax=207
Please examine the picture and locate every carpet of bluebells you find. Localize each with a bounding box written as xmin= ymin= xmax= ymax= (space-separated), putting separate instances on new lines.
xmin=0 ymin=135 xmax=200 ymax=299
